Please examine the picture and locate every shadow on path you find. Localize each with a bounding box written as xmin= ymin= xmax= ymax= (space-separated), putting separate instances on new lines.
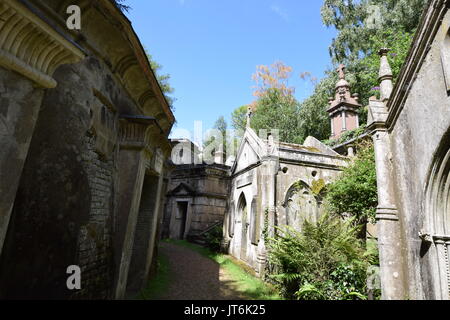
xmin=156 ymin=242 xmax=246 ymax=300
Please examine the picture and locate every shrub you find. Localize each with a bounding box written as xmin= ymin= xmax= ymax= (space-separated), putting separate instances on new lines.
xmin=204 ymin=224 xmax=223 ymax=253
xmin=266 ymin=212 xmax=368 ymax=300
xmin=326 ymin=140 xmax=378 ymax=225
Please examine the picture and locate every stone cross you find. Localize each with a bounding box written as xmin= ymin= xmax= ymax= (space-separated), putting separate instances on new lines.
xmin=337 ymin=64 xmax=346 ymax=80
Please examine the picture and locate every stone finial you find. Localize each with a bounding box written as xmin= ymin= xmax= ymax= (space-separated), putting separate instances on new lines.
xmin=337 ymin=64 xmax=346 ymax=80
xmin=246 ymin=106 xmax=253 ymax=128
xmin=378 ymin=48 xmax=394 ymax=101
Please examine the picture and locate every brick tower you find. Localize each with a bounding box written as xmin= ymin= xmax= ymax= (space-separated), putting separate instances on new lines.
xmin=327 ymin=64 xmax=361 ymax=139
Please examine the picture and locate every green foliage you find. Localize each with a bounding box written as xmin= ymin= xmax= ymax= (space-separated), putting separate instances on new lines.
xmin=137 ymin=252 xmax=171 ymax=300
xmin=325 ymin=141 xmax=378 ymax=223
xmin=204 ymin=224 xmax=224 ymax=253
xmin=321 ymin=0 xmax=427 ymax=64
xmin=231 ymin=105 xmax=248 ymax=132
xmin=250 ymin=88 xmax=303 ymax=144
xmin=146 ymin=52 xmax=176 ymax=110
xmin=267 ymin=213 xmax=368 ymax=300
xmin=112 ymin=0 xmax=131 ymax=12
xmin=323 ymin=126 xmax=366 ymax=147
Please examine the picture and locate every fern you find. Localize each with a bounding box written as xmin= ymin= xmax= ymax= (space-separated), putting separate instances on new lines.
xmin=266 ymin=212 xmax=369 ymax=300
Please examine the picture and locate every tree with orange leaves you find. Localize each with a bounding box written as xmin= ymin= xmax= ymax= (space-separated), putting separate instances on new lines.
xmin=252 ymin=61 xmax=295 ymax=98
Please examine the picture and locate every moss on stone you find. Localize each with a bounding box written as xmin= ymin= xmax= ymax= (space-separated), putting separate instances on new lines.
xmin=311 ymin=178 xmax=326 ymax=196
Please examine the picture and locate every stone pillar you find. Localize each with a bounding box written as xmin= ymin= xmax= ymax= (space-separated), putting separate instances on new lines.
xmin=113 ymin=116 xmax=156 ymax=299
xmin=0 ymin=0 xmax=84 ymax=257
xmin=142 ymin=156 xmax=165 ymax=287
xmin=368 ymin=98 xmax=407 ymax=300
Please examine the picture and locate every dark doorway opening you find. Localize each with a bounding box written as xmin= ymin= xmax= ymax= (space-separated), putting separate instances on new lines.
xmin=177 ymin=202 xmax=188 ymax=239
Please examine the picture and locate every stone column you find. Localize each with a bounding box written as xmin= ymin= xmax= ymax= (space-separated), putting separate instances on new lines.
xmin=0 ymin=0 xmax=84 ymax=256
xmin=113 ymin=116 xmax=156 ymax=299
xmin=368 ymin=99 xmax=406 ymax=300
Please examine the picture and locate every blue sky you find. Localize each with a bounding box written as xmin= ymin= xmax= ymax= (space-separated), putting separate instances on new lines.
xmin=125 ymin=0 xmax=336 ymax=139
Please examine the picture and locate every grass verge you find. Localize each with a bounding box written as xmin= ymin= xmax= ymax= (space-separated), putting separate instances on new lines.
xmin=136 ymin=251 xmax=171 ymax=300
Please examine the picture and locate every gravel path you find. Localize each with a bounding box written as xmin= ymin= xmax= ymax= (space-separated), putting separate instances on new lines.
xmin=157 ymin=242 xmax=246 ymax=300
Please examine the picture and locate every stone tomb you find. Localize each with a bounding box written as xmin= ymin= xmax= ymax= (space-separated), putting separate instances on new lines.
xmin=223 ymin=127 xmax=348 ymax=275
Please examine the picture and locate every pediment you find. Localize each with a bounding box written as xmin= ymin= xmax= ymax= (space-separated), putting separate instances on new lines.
xmin=167 ymin=183 xmax=195 ymax=196
xmin=231 ymin=128 xmax=265 ymax=174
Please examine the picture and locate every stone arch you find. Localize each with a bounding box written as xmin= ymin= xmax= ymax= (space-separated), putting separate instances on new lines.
xmin=424 ymin=129 xmax=450 ymax=299
xmin=283 ymin=181 xmax=319 ymax=232
xmin=249 ymin=197 xmax=260 ymax=245
xmin=237 ymin=192 xmax=249 ymax=261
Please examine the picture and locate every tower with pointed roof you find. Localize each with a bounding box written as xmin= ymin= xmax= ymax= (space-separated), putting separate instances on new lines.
xmin=327 ymin=64 xmax=361 ymax=139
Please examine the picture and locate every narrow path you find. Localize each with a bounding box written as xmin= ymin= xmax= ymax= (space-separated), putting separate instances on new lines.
xmin=156 ymin=242 xmax=246 ymax=300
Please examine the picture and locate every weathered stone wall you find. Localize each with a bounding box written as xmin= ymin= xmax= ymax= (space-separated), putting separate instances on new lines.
xmin=385 ymin=9 xmax=450 ymax=299
xmin=0 ymin=0 xmax=174 ymax=299
xmin=367 ymin=0 xmax=450 ymax=300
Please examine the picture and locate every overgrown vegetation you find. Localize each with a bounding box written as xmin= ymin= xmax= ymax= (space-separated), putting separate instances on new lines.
xmin=266 ymin=140 xmax=379 ymax=300
xmin=204 ymin=224 xmax=224 ymax=253
xmin=325 ymin=141 xmax=378 ymax=224
xmin=323 ymin=127 xmax=366 ymax=148
xmin=146 ymin=51 xmax=176 ymax=110
xmin=267 ymin=213 xmax=368 ymax=300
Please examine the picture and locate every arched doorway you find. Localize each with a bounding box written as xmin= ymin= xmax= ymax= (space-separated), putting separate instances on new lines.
xmin=425 ymin=134 xmax=450 ymax=299
xmin=238 ymin=193 xmax=248 ymax=262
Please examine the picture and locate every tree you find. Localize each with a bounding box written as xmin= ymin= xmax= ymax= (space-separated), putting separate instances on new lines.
xmin=146 ymin=52 xmax=176 ymax=110
xmin=250 ymin=88 xmax=303 ymax=144
xmin=246 ymin=61 xmax=303 ymax=144
xmin=231 ymin=105 xmax=249 ymax=133
xmin=203 ymin=116 xmax=229 ymax=162
xmin=298 ymin=73 xmax=336 ymax=141
xmin=112 ymin=0 xmax=131 ymax=12
xmin=321 ymin=0 xmax=427 ymax=64
xmin=252 ymin=61 xmax=295 ymax=98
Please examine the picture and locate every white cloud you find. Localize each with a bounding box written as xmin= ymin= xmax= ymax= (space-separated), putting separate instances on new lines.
xmin=270 ymin=5 xmax=290 ymax=22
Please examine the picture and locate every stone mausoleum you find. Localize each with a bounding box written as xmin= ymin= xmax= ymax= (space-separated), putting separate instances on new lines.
xmin=0 ymin=0 xmax=174 ymax=299
xmin=222 ymin=126 xmax=348 ymax=275
xmin=162 ymin=139 xmax=230 ymax=241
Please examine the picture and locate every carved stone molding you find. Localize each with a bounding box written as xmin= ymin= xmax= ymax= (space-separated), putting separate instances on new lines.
xmin=376 ymin=206 xmax=399 ymax=221
xmin=0 ymin=0 xmax=85 ymax=88
xmin=118 ymin=115 xmax=157 ymax=150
